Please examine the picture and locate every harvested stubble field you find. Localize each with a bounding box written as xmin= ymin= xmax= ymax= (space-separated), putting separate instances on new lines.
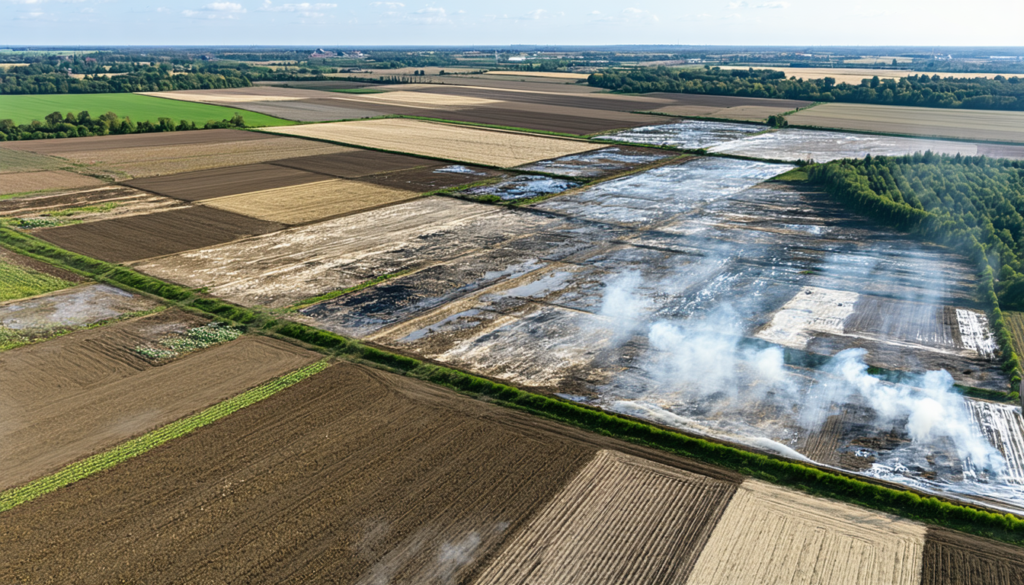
xmin=125 ymin=163 xmax=335 ymax=201
xmin=0 ymin=171 xmax=106 ymax=197
xmin=685 ymin=481 xmax=926 ymax=585
xmin=233 ymin=100 xmax=386 ymax=123
xmin=0 ymin=361 xmax=738 ymax=584
xmin=787 ymin=103 xmax=1024 ymax=144
xmin=921 ymin=527 xmax=1024 ymax=584
xmin=0 ymin=283 xmax=158 ymax=350
xmin=271 ymin=149 xmax=431 ymax=178
xmin=3 ymin=130 xmax=350 ymax=179
xmin=474 ymin=449 xmax=737 ymax=585
xmin=0 ymin=312 xmax=319 ymax=491
xmin=131 ymin=197 xmax=555 ymax=308
xmin=0 ymin=185 xmax=186 ymax=225
xmin=340 ymin=90 xmax=502 ymax=109
xmin=430 ymin=105 xmax=667 ymax=135
xmin=200 ymin=179 xmax=420 ymax=225
xmin=484 ymin=70 xmax=591 ymax=80
xmin=263 ymin=118 xmax=603 ymax=167
xmin=641 ymin=93 xmax=811 ymax=122
xmin=34 ymin=205 xmax=284 ymax=263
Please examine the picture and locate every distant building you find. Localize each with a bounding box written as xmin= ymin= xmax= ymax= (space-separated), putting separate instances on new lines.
xmin=310 ymin=48 xmax=337 ymax=59
xmin=507 ymin=56 xmax=526 ymax=62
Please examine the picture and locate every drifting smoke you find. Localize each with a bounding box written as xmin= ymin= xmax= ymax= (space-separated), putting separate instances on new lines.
xmin=598 ymin=271 xmax=1007 ymax=474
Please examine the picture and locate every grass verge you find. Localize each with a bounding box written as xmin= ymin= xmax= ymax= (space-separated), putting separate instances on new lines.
xmin=0 ymin=359 xmax=329 ymax=513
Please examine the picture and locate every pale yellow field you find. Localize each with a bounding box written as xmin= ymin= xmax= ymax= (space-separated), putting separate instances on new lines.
xmin=788 ymin=102 xmax=1024 ymax=143
xmin=685 ymin=481 xmax=926 ymax=585
xmin=721 ymin=66 xmax=1009 ymax=85
xmin=263 ymin=119 xmax=603 ymax=167
xmin=199 ymin=179 xmax=419 ymax=224
xmin=485 ymin=71 xmax=591 ymax=80
xmin=340 ymin=90 xmax=501 ymax=108
xmin=474 ymin=450 xmax=736 ymax=585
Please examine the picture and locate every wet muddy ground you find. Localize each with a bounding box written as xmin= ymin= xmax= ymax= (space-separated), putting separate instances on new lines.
xmin=515 ymin=146 xmax=678 ymax=179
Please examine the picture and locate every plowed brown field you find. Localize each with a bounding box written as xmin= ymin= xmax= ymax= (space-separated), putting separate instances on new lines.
xmin=270 ymin=149 xmax=430 ymax=178
xmin=263 ymin=119 xmax=602 ymax=167
xmin=0 ymin=361 xmax=741 ymax=583
xmin=685 ymin=481 xmax=926 ymax=585
xmin=200 ymin=179 xmax=419 ymax=224
xmin=1 ymin=312 xmax=318 ymax=490
xmin=359 ymin=165 xmax=506 ymax=192
xmin=474 ymin=449 xmax=736 ymax=585
xmin=34 ymin=205 xmax=284 ymax=263
xmin=0 ymin=147 xmax=67 ymax=173
xmin=921 ymin=527 xmax=1024 ymax=584
xmin=126 ymin=163 xmax=331 ymax=201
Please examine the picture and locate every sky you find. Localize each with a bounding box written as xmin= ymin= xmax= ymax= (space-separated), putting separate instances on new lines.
xmin=1 ymin=0 xmax=1022 ymax=47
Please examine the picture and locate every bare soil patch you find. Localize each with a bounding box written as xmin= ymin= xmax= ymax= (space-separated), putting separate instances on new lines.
xmin=200 ymin=179 xmax=420 ymax=225
xmin=34 ymin=205 xmax=284 ymax=263
xmin=0 ymin=361 xmax=739 ymax=583
xmin=485 ymin=71 xmax=590 ymax=80
xmin=0 ymin=185 xmax=186 ymax=224
xmin=264 ymin=119 xmax=602 ymax=167
xmin=788 ymin=103 xmax=1024 ymax=144
xmin=685 ymin=480 xmax=926 ymax=585
xmin=921 ymin=527 xmax=1024 ymax=584
xmin=126 ymin=163 xmax=331 ymax=201
xmin=431 ymin=105 xmax=665 ymax=135
xmin=345 ymin=90 xmax=502 ymax=108
xmin=0 ymin=171 xmax=106 ymax=196
xmin=3 ymin=128 xmax=270 ymax=155
xmin=226 ymin=99 xmax=384 ymax=122
xmin=474 ymin=449 xmax=736 ymax=585
xmin=270 ymin=149 xmax=431 ymax=178
xmin=359 ymin=165 xmax=507 ymax=192
xmin=977 ymin=143 xmax=1024 ymax=160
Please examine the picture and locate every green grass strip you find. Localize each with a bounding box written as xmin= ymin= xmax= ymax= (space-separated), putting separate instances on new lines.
xmin=0 ymin=359 xmax=329 ymax=513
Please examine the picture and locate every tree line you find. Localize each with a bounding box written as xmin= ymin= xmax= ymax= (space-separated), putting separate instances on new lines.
xmin=589 ymin=66 xmax=1024 ymax=111
xmin=0 ymin=110 xmax=246 ymax=141
xmin=808 ymin=153 xmax=1024 ymax=384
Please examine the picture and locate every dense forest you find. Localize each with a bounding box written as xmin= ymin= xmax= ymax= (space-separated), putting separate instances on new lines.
xmin=0 ymin=111 xmax=245 ymax=141
xmin=589 ymin=67 xmax=1024 ymax=110
xmin=808 ymin=154 xmax=1024 ymax=381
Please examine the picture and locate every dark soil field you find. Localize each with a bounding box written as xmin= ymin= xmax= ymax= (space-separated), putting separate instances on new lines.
xmin=126 ymin=163 xmax=330 ymax=201
xmin=359 ymin=164 xmax=507 ymax=192
xmin=921 ymin=527 xmax=1024 ymax=584
xmin=0 ymin=361 xmax=740 ymax=584
xmin=2 ymin=128 xmax=271 ymax=155
xmin=34 ymin=205 xmax=284 ymax=263
xmin=1 ymin=310 xmax=319 ymax=490
xmin=228 ymin=99 xmax=385 ymax=122
xmin=271 ymin=149 xmax=432 ymax=178
xmin=428 ymin=106 xmax=664 ymax=135
xmin=645 ymin=92 xmax=812 ymax=111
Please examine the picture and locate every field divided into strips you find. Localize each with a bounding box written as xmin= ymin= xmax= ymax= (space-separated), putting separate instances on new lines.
xmin=1 ymin=316 xmax=318 ymax=491
xmin=787 ymin=103 xmax=1024 ymax=144
xmin=642 ymin=93 xmax=811 ymax=123
xmin=0 ymin=93 xmax=295 ymax=127
xmin=34 ymin=205 xmax=285 ymax=263
xmin=0 ymin=185 xmax=187 ymax=225
xmin=685 ymin=481 xmax=926 ymax=585
xmin=3 ymin=129 xmax=351 ymax=179
xmin=199 ymin=179 xmax=420 ymax=225
xmin=132 ymin=197 xmax=554 ymax=309
xmin=271 ymin=149 xmax=431 ymax=178
xmin=474 ymin=450 xmax=737 ymax=585
xmin=0 ymin=362 xmax=604 ymax=583
xmin=719 ymin=66 xmax=1011 ymax=86
xmin=262 ymin=118 xmax=604 ymax=167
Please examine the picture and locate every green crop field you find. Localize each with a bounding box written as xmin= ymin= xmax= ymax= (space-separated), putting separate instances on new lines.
xmin=0 ymin=260 xmax=73 ymax=302
xmin=0 ymin=93 xmax=295 ymax=127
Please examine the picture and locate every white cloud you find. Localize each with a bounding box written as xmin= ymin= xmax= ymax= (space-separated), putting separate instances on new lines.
xmin=756 ymin=1 xmax=790 ymax=8
xmin=261 ymin=1 xmax=336 ymax=17
xmin=591 ymin=7 xmax=659 ymax=23
xmin=183 ymin=2 xmax=246 ymax=19
xmin=412 ymin=6 xmax=449 ymax=24
xmin=369 ymin=1 xmax=404 ymax=6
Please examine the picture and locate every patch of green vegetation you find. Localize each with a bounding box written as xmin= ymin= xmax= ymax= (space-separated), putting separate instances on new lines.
xmin=10 ymin=217 xmax=82 ymax=229
xmin=134 ymin=323 xmax=243 ymax=360
xmin=0 ymin=359 xmax=330 ymax=513
xmin=0 ymin=260 xmax=73 ymax=302
xmin=772 ymin=168 xmax=809 ymax=182
xmin=285 ymin=270 xmax=412 ymax=312
xmin=43 ymin=202 xmax=118 ymax=217
xmin=0 ymin=93 xmax=294 ymax=127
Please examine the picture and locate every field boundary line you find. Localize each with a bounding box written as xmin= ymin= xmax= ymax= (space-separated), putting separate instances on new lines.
xmin=0 ymin=359 xmax=330 ymax=514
